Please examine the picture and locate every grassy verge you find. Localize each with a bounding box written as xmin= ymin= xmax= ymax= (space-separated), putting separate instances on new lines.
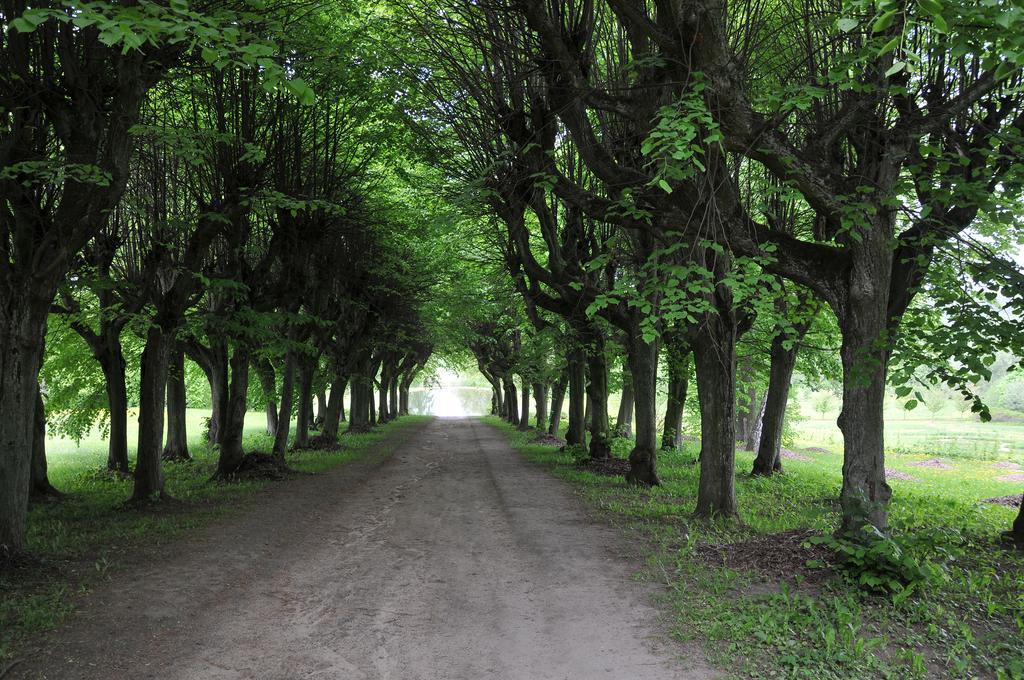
xmin=485 ymin=416 xmax=1024 ymax=679
xmin=0 ymin=414 xmax=429 ymax=664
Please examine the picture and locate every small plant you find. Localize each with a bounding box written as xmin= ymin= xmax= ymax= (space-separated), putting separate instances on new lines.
xmin=562 ymin=443 xmax=589 ymax=464
xmin=806 ymin=525 xmax=942 ymax=596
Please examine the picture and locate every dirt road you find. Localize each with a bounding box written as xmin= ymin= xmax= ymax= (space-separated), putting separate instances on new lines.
xmin=18 ymin=418 xmax=714 ymax=679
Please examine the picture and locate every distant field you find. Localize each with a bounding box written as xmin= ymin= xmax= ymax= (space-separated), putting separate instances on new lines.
xmin=792 ymin=390 xmax=1024 ymax=462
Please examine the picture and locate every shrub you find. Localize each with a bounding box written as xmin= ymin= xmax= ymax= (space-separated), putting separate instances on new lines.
xmin=806 ymin=525 xmax=948 ymax=597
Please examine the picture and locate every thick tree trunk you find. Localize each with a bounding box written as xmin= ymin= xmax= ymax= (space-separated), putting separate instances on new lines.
xmin=739 ymin=386 xmax=762 ymax=452
xmin=1010 ymin=495 xmax=1024 ymax=547
xmin=315 ymin=390 xmax=327 ymax=430
xmin=189 ymin=344 xmax=228 ymax=447
xmin=216 ymin=348 xmax=250 ymax=476
xmin=319 ymin=376 xmax=347 ymax=444
xmin=615 ymin=360 xmax=634 ymax=438
xmin=565 ymin=348 xmax=585 ymax=446
xmin=752 ymin=336 xmax=800 ymax=476
xmin=504 ymin=376 xmax=519 ymax=425
xmin=836 ymin=310 xmax=891 ymax=534
xmin=98 ymin=344 xmax=131 ymax=473
xmin=399 ymin=369 xmax=418 ymax=416
xmin=256 ymin=359 xmax=278 ymax=438
xmin=132 ymin=325 xmax=170 ymax=502
xmin=692 ymin=315 xmax=739 ymax=519
xmin=31 ymin=389 xmax=61 ymax=498
xmin=378 ymin=362 xmax=391 ymax=424
xmin=625 ymin=336 xmax=660 ymax=486
xmin=162 ymin=346 xmax=190 ymax=461
xmin=294 ymin=357 xmax=315 ymax=449
xmin=548 ymin=374 xmax=566 ymax=436
xmin=518 ymin=378 xmax=531 ymax=430
xmin=825 ymin=230 xmax=895 ymax=534
xmin=661 ymin=345 xmax=690 ymax=450
xmin=532 ymin=382 xmax=548 ymax=432
xmin=489 ymin=380 xmax=501 ymax=416
xmin=346 ymin=377 xmax=370 ymax=433
xmin=388 ymin=376 xmax=399 ymax=420
xmin=0 ymin=298 xmax=48 ymax=551
xmin=368 ymin=379 xmax=377 ymax=427
xmin=273 ymin=350 xmax=297 ymax=459
xmin=585 ymin=337 xmax=611 ymax=460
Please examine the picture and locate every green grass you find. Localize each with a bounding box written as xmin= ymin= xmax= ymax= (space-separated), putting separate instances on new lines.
xmin=487 ymin=416 xmax=1024 ymax=679
xmin=0 ymin=412 xmax=429 ymax=665
xmin=793 ymin=392 xmax=1024 ymax=462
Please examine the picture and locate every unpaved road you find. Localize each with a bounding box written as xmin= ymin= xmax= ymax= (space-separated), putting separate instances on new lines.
xmin=17 ymin=417 xmax=715 ymax=680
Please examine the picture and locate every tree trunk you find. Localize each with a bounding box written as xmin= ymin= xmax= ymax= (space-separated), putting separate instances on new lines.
xmin=256 ymin=359 xmax=278 ymax=438
xmin=548 ymin=374 xmax=566 ymax=436
xmin=0 ymin=298 xmax=48 ymax=551
xmin=346 ymin=377 xmax=370 ymax=433
xmin=389 ymin=376 xmax=399 ymax=420
xmin=615 ymin=360 xmax=634 ymax=438
xmin=518 ymin=378 xmax=531 ymax=430
xmin=752 ymin=335 xmax=800 ymax=476
xmin=1009 ymin=495 xmax=1024 ymax=547
xmin=662 ymin=341 xmax=690 ymax=450
xmin=132 ymin=324 xmax=170 ymax=502
xmin=319 ymin=376 xmax=347 ymax=444
xmin=368 ymin=378 xmax=377 ymax=427
xmin=162 ymin=346 xmax=190 ymax=461
xmin=489 ymin=380 xmax=501 ymax=415
xmin=378 ymin=362 xmax=391 ymax=424
xmin=504 ymin=376 xmax=519 ymax=425
xmin=315 ymin=390 xmax=327 ymax=430
xmin=189 ymin=344 xmax=228 ymax=447
xmin=585 ymin=336 xmax=611 ymax=460
xmin=216 ymin=348 xmax=250 ymax=476
xmin=273 ymin=350 xmax=298 ymax=459
xmin=625 ymin=335 xmax=660 ymax=486
xmin=741 ymin=385 xmax=765 ymax=453
xmin=565 ymin=348 xmax=585 ymax=446
xmin=294 ymin=357 xmax=315 ymax=449
xmin=532 ymin=382 xmax=548 ymax=432
xmin=399 ymin=369 xmax=418 ymax=416
xmin=98 ymin=343 xmax=131 ymax=473
xmin=31 ymin=388 xmax=61 ymax=498
xmin=836 ymin=309 xmax=891 ymax=534
xmin=692 ymin=315 xmax=739 ymax=519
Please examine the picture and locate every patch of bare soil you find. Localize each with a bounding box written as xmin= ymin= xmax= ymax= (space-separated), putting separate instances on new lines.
xmin=530 ymin=433 xmax=566 ymax=446
xmin=910 ymin=458 xmax=953 ymax=470
xmin=996 ymin=473 xmax=1024 ymax=483
xmin=982 ymin=494 xmax=1023 ymax=508
xmin=697 ymin=529 xmax=834 ymax=586
xmin=886 ymin=468 xmax=918 ymax=482
xmin=780 ymin=448 xmax=811 ymax=462
xmin=992 ymin=461 xmax=1022 ymax=470
xmin=804 ymin=446 xmax=833 ymax=454
xmin=228 ymin=452 xmax=293 ymax=480
xmin=577 ymin=456 xmax=632 ymax=477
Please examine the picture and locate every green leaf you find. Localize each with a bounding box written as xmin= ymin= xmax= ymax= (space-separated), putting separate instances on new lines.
xmin=838 ymin=17 xmax=859 ymax=32
xmin=873 ymin=10 xmax=898 ymax=33
xmin=878 ymin=36 xmax=901 ymax=56
xmin=10 ymin=17 xmax=35 ymax=32
xmin=657 ymin=179 xmax=672 ymax=194
xmin=885 ymin=61 xmax=906 ymax=77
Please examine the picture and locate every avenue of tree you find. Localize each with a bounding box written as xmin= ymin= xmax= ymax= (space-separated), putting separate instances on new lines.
xmin=1 ymin=0 xmax=1024 ymax=555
